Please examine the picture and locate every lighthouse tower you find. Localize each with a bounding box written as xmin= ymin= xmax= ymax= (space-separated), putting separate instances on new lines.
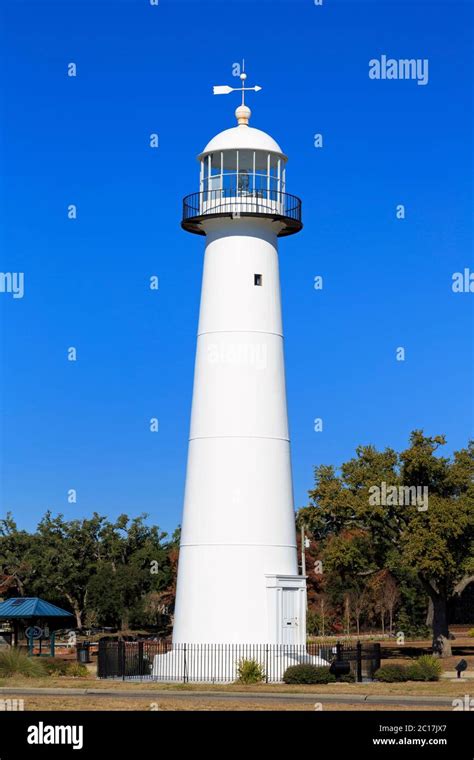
xmin=173 ymin=71 xmax=305 ymax=646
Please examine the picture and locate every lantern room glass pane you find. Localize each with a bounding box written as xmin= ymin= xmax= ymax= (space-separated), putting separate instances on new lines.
xmin=254 ymin=151 xmax=269 ymax=171
xmin=238 ymin=150 xmax=253 ymax=170
xmin=221 ymin=150 xmax=236 ymax=171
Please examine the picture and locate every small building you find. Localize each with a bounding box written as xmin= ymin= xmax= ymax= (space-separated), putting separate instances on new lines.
xmin=0 ymin=597 xmax=74 ymax=656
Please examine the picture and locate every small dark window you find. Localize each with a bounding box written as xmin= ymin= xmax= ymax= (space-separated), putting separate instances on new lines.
xmin=254 ymin=274 xmax=263 ymax=286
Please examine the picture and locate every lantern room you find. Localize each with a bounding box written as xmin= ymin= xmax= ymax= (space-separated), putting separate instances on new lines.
xmin=199 ymin=145 xmax=286 ymax=198
xmin=182 ymin=104 xmax=302 ymax=237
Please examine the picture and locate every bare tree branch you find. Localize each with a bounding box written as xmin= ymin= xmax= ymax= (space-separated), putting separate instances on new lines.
xmin=453 ymin=575 xmax=474 ymax=596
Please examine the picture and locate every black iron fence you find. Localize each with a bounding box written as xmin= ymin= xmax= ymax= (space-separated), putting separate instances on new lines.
xmin=97 ymin=640 xmax=381 ymax=683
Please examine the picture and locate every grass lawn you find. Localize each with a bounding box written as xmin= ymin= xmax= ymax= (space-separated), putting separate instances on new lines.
xmin=0 ymin=675 xmax=471 ymax=698
xmin=0 ymin=695 xmax=453 ymax=711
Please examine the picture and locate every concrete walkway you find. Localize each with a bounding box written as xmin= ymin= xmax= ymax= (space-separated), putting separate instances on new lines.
xmin=441 ymin=671 xmax=474 ymax=680
xmin=0 ymin=686 xmax=461 ymax=707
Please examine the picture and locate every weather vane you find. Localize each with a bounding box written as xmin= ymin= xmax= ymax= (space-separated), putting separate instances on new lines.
xmin=213 ymin=59 xmax=262 ymax=105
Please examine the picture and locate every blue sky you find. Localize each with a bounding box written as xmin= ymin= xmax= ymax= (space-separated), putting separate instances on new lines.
xmin=0 ymin=0 xmax=472 ymax=537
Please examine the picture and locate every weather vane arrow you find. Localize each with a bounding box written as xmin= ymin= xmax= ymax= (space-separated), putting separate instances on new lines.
xmin=213 ymin=60 xmax=262 ymax=105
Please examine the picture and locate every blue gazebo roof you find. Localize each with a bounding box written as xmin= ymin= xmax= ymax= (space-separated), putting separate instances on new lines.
xmin=0 ymin=597 xmax=74 ymax=619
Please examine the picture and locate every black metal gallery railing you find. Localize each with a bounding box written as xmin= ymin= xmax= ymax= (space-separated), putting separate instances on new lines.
xmin=182 ymin=188 xmax=302 ymax=236
xmin=97 ymin=640 xmax=381 ymax=683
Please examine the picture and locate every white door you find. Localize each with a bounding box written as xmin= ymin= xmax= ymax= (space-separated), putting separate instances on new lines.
xmin=281 ymin=588 xmax=299 ymax=644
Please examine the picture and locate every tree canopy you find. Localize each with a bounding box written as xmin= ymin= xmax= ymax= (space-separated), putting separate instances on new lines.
xmin=298 ymin=431 xmax=474 ymax=655
xmin=0 ymin=512 xmax=179 ymax=631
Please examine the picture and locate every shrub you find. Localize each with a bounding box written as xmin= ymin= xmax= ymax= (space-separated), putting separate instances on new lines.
xmin=42 ymin=658 xmax=71 ymax=676
xmin=374 ymin=664 xmax=411 ymax=683
xmin=395 ymin=612 xmax=431 ymax=640
xmin=236 ymin=659 xmax=265 ymax=684
xmin=283 ymin=664 xmax=336 ymax=684
xmin=42 ymin=658 xmax=88 ymax=677
xmin=408 ymin=655 xmax=442 ymax=682
xmin=0 ymin=649 xmax=46 ymax=678
xmin=65 ymin=662 xmax=89 ymax=677
xmin=338 ymin=671 xmax=355 ymax=683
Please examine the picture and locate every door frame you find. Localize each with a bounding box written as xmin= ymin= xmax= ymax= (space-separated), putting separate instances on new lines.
xmin=265 ymin=574 xmax=307 ymax=645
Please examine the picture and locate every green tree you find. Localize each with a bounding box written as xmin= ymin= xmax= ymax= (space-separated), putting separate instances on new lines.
xmin=0 ymin=511 xmax=176 ymax=631
xmin=27 ymin=512 xmax=104 ymax=628
xmin=298 ymin=432 xmax=474 ymax=656
xmin=85 ymin=514 xmax=170 ymax=628
xmin=0 ymin=515 xmax=35 ymax=596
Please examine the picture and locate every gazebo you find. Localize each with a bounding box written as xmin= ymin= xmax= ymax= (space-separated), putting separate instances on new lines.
xmin=0 ymin=597 xmax=74 ymax=657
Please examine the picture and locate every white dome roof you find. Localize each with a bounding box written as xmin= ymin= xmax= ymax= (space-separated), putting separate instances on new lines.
xmin=199 ymin=125 xmax=286 ymax=159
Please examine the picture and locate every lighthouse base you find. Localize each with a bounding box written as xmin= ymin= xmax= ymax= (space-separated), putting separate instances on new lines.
xmin=151 ymin=644 xmax=328 ymax=683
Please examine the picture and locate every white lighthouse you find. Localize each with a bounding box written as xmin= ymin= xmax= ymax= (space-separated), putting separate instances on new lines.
xmin=172 ymin=70 xmax=306 ymax=647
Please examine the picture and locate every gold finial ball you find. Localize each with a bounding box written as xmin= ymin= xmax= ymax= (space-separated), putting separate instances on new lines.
xmin=235 ymin=104 xmax=251 ymax=125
